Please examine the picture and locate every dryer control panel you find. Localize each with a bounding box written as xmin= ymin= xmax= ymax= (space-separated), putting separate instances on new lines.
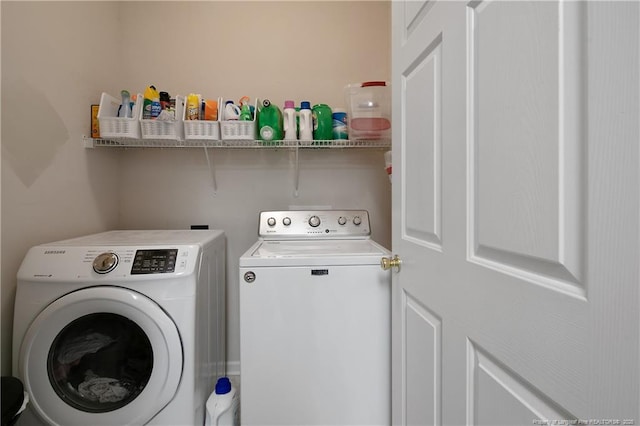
xmin=259 ymin=210 xmax=371 ymax=239
xmin=131 ymin=249 xmax=178 ymax=274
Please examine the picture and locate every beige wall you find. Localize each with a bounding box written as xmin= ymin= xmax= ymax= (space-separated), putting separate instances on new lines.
xmin=1 ymin=1 xmax=123 ymax=375
xmin=1 ymin=1 xmax=391 ymax=375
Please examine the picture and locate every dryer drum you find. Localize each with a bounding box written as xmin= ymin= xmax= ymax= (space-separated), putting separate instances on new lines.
xmin=46 ymin=313 xmax=153 ymax=413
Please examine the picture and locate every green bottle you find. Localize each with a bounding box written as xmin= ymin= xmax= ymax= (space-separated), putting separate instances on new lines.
xmin=239 ymin=103 xmax=252 ymax=121
xmin=312 ymin=104 xmax=333 ymax=142
xmin=258 ymin=99 xmax=283 ymax=142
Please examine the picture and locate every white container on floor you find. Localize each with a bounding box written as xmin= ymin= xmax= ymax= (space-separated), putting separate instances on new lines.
xmin=205 ymin=377 xmax=239 ymax=426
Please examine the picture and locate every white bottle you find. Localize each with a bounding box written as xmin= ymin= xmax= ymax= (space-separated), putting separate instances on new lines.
xmin=283 ymin=100 xmax=297 ymax=140
xmin=205 ymin=377 xmax=239 ymax=426
xmin=299 ymin=101 xmax=313 ymax=141
xmin=224 ymin=101 xmax=241 ymax=120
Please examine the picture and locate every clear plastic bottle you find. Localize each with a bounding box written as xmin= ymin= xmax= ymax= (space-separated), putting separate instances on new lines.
xmin=283 ymin=100 xmax=297 ymax=140
xmin=118 ymin=90 xmax=132 ymax=118
xmin=299 ymin=101 xmax=313 ymax=141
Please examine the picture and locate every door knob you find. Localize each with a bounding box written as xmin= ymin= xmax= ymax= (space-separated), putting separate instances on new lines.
xmin=381 ymin=255 xmax=401 ymax=272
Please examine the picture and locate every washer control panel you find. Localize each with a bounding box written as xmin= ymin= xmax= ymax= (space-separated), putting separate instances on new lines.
xmin=259 ymin=210 xmax=371 ymax=238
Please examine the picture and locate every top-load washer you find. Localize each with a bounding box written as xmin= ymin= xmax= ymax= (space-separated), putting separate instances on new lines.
xmin=239 ymin=210 xmax=391 ymax=425
xmin=12 ymin=230 xmax=226 ymax=426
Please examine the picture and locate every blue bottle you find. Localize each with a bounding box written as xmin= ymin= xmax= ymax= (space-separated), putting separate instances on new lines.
xmin=150 ymin=97 xmax=161 ymax=119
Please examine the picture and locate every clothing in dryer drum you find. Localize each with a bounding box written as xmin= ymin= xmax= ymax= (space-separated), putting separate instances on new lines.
xmin=48 ymin=312 xmax=153 ymax=412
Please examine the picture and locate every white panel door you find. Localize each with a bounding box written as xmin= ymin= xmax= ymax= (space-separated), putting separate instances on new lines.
xmin=391 ymin=1 xmax=639 ymax=425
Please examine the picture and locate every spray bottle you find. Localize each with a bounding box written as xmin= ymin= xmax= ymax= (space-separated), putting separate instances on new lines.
xmin=118 ymin=90 xmax=132 ymax=118
xmin=238 ymin=96 xmax=253 ymax=121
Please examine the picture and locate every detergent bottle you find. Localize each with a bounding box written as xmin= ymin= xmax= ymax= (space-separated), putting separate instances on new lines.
xmin=258 ymin=99 xmax=283 ymax=142
xmin=298 ymin=101 xmax=313 ymax=141
xmin=143 ymin=85 xmax=159 ymax=119
xmin=205 ymin=377 xmax=239 ymax=426
xmin=312 ymin=103 xmax=333 ymax=141
xmin=224 ymin=101 xmax=241 ymax=120
xmin=150 ymin=97 xmax=161 ymax=119
xmin=283 ymin=100 xmax=297 ymax=140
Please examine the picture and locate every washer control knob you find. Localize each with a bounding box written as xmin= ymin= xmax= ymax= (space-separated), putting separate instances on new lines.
xmin=93 ymin=252 xmax=119 ymax=274
xmin=338 ymin=216 xmax=347 ymax=226
xmin=244 ymin=271 xmax=256 ymax=283
xmin=267 ymin=217 xmax=277 ymax=227
xmin=353 ymin=216 xmax=362 ymax=226
xmin=308 ymin=215 xmax=321 ymax=227
xmin=283 ymin=217 xmax=292 ymax=226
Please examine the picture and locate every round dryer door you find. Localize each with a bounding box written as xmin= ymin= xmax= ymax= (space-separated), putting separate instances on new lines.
xmin=18 ymin=286 xmax=183 ymax=426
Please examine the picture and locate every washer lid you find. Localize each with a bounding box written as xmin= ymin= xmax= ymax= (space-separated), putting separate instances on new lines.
xmin=254 ymin=239 xmax=385 ymax=256
xmin=19 ymin=286 xmax=182 ymax=426
xmin=240 ymin=239 xmax=390 ymax=267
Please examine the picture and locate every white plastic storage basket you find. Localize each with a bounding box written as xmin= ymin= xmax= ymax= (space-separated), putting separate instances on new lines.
xmin=97 ymin=92 xmax=142 ymax=139
xmin=140 ymin=95 xmax=186 ymax=140
xmin=184 ymin=97 xmax=221 ymax=140
xmin=220 ymin=98 xmax=258 ymax=140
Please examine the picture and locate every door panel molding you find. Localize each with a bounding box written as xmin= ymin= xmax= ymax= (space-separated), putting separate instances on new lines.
xmin=403 ymin=0 xmax=436 ymax=40
xmin=466 ymin=0 xmax=587 ymax=299
xmin=402 ymin=34 xmax=443 ymax=252
xmin=403 ymin=290 xmax=442 ymax=426
xmin=467 ymin=339 xmax=575 ymax=425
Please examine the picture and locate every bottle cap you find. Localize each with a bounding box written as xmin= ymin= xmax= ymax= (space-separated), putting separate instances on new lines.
xmin=215 ymin=377 xmax=232 ymax=395
xmin=301 ymin=101 xmax=311 ymax=110
xmin=284 ymin=100 xmax=295 ymax=109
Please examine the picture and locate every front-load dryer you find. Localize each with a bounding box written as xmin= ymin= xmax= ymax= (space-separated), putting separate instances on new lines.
xmin=12 ymin=230 xmax=226 ymax=426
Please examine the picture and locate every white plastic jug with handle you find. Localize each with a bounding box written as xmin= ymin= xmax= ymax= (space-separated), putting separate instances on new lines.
xmin=205 ymin=377 xmax=239 ymax=426
xmin=283 ymin=100 xmax=297 ymax=140
xmin=299 ymin=101 xmax=313 ymax=142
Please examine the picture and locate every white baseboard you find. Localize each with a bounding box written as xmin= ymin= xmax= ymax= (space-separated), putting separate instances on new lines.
xmin=226 ymin=360 xmax=240 ymax=376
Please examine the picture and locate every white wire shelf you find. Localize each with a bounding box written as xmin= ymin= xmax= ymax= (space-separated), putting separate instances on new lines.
xmin=82 ymin=136 xmax=391 ymax=197
xmin=84 ymin=136 xmax=390 ymax=149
